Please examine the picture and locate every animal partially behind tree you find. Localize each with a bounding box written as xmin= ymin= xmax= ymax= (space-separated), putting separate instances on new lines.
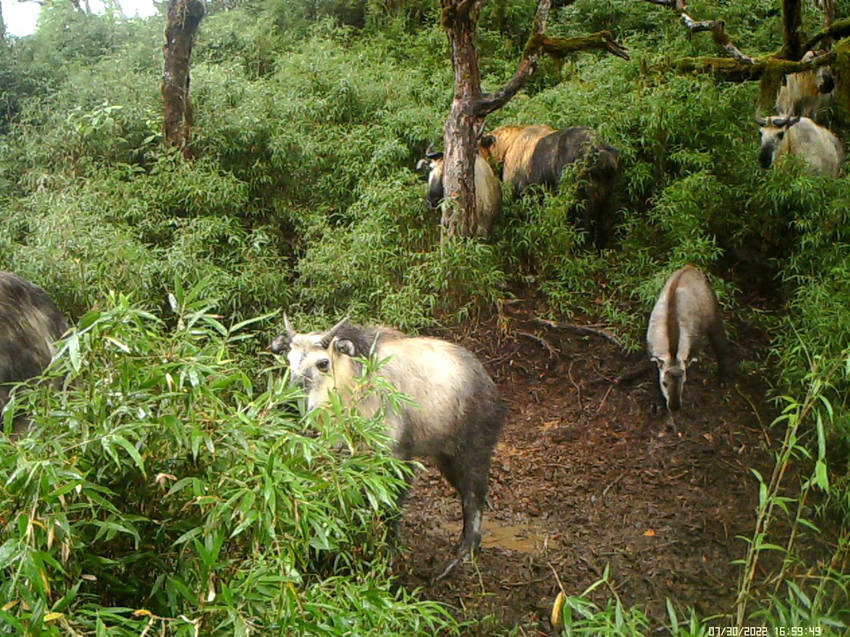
xmin=479 ymin=124 xmax=619 ymax=248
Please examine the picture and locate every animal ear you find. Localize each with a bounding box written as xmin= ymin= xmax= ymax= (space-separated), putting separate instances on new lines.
xmin=415 ymin=158 xmax=432 ymax=172
xmin=785 ymin=116 xmax=800 ymax=128
xmin=270 ymin=334 xmax=290 ymax=354
xmin=334 ymin=338 xmax=356 ymax=357
xmin=650 ymin=356 xmax=663 ymax=369
xmin=283 ymin=312 xmax=296 ymax=338
xmin=480 ymin=135 xmax=496 ymax=148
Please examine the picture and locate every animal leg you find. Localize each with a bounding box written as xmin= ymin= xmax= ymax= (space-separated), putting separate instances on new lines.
xmin=386 ymin=463 xmax=414 ymax=551
xmin=432 ymin=453 xmax=488 ymax=583
xmin=708 ymin=320 xmax=733 ymax=385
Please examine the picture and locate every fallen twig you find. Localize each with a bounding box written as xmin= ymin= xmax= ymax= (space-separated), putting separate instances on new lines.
xmin=596 ymin=384 xmax=615 ymax=414
xmin=517 ymin=330 xmax=558 ymax=358
xmin=534 ymin=317 xmax=627 ymax=352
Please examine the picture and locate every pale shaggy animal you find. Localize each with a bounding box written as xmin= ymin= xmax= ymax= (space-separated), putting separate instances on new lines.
xmin=757 ymin=115 xmax=844 ymax=177
xmin=646 ymin=266 xmax=732 ymax=412
xmin=415 ymin=151 xmax=502 ymax=237
xmin=478 ymin=124 xmax=619 ymax=248
xmin=0 ymin=272 xmax=68 ymax=433
xmin=270 ymin=316 xmax=506 ymax=581
xmin=776 ymin=51 xmax=834 ymax=125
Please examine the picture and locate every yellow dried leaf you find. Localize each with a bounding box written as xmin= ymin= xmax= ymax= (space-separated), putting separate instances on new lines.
xmin=550 ymin=591 xmax=565 ymax=629
xmin=133 ymin=609 xmax=153 ymax=617
xmin=44 ymin=612 xmax=63 ymax=622
xmin=1 ymin=600 xmax=18 ymax=612
xmin=644 ymin=528 xmax=656 ymax=537
xmin=40 ymin=570 xmax=51 ymax=596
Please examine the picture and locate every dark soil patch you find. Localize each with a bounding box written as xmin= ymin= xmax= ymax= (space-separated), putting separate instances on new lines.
xmin=395 ymin=296 xmax=774 ymax=634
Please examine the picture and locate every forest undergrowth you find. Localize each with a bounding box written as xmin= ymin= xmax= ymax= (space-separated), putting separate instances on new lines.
xmin=1 ymin=0 xmax=849 ymax=633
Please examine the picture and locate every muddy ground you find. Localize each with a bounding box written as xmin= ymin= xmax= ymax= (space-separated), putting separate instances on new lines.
xmin=395 ymin=296 xmax=774 ymax=635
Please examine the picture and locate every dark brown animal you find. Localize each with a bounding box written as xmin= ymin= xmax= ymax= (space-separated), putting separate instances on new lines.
xmin=0 ymin=272 xmax=68 ymax=433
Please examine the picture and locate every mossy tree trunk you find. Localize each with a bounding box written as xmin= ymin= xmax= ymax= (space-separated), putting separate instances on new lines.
xmin=438 ymin=0 xmax=627 ymax=239
xmin=440 ymin=0 xmax=484 ymax=238
xmin=162 ymin=0 xmax=205 ymax=159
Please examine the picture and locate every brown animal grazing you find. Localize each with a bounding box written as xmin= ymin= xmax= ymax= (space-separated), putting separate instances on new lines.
xmin=646 ymin=266 xmax=732 ymax=412
xmin=478 ymin=124 xmax=619 ymax=248
xmin=0 ymin=272 xmax=68 ymax=434
xmin=271 ymin=316 xmax=506 ymax=581
xmin=415 ymin=150 xmax=502 ymax=237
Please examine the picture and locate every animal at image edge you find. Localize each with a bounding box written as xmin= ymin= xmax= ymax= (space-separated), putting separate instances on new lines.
xmin=478 ymin=124 xmax=619 ymax=248
xmin=415 ymin=150 xmax=502 ymax=237
xmin=0 ymin=271 xmax=68 ymax=434
xmin=775 ymin=50 xmax=834 ymax=125
xmin=646 ymin=266 xmax=733 ymax=413
xmin=757 ymin=115 xmax=844 ymax=177
xmin=270 ymin=315 xmax=506 ymax=581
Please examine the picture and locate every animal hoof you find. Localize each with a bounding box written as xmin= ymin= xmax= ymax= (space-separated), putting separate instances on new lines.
xmin=430 ymin=555 xmax=462 ymax=585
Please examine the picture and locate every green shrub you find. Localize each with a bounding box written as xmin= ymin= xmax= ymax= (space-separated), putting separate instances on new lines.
xmin=0 ymin=286 xmax=457 ymax=635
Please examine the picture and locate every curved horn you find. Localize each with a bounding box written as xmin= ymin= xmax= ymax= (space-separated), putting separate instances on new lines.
xmin=785 ymin=116 xmax=800 ymax=127
xmin=283 ymin=313 xmax=296 ymax=338
xmin=425 ymin=146 xmax=444 ymax=160
xmin=319 ymin=315 xmax=350 ymax=348
xmin=773 ymin=116 xmax=789 ymax=127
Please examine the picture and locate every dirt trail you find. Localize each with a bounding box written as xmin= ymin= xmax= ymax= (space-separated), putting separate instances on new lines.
xmin=396 ymin=297 xmax=772 ymax=634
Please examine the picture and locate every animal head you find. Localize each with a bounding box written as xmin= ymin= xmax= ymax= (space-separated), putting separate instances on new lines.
xmin=756 ymin=115 xmax=800 ymax=169
xmin=415 ymin=148 xmax=444 ymax=211
xmin=478 ymin=132 xmax=505 ymax=164
xmin=651 ymin=356 xmax=687 ymax=412
xmin=270 ymin=315 xmax=358 ymax=410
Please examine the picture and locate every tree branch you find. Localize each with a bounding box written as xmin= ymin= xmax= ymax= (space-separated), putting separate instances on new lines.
xmin=472 ymin=0 xmax=551 ymax=118
xmin=675 ymin=51 xmax=835 ymax=82
xmin=804 ymin=17 xmax=850 ymax=51
xmin=681 ymin=13 xmax=753 ymax=64
xmin=474 ymin=24 xmax=629 ymax=117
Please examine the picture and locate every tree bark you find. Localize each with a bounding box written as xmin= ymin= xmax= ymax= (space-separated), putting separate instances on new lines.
xmin=780 ymin=0 xmax=803 ymax=60
xmin=162 ymin=0 xmax=205 ymax=159
xmin=440 ymin=0 xmax=484 ymax=238
xmin=438 ymin=0 xmax=626 ymax=239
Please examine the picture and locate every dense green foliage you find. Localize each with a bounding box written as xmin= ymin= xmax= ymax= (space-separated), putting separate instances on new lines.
xmin=2 ymin=0 xmax=850 ymax=632
xmin=0 ymin=285 xmax=454 ymax=634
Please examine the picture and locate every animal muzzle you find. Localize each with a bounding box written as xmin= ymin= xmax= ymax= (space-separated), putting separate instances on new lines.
xmin=759 ymin=147 xmax=774 ymax=169
xmin=289 ymin=373 xmax=312 ymax=391
xmin=666 ymin=392 xmax=682 ymax=412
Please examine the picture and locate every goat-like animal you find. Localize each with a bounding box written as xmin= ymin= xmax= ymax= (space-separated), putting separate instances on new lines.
xmin=0 ymin=272 xmax=67 ymax=433
xmin=478 ymin=124 xmax=619 ymax=248
xmin=646 ymin=266 xmax=732 ymax=412
xmin=415 ymin=150 xmax=502 ymax=237
xmin=271 ymin=316 xmax=505 ymax=581
xmin=757 ymin=115 xmax=844 ymax=177
xmin=776 ymin=51 xmax=834 ymax=125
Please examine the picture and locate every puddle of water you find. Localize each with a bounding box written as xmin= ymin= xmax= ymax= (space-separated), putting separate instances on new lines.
xmin=444 ymin=519 xmax=553 ymax=553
